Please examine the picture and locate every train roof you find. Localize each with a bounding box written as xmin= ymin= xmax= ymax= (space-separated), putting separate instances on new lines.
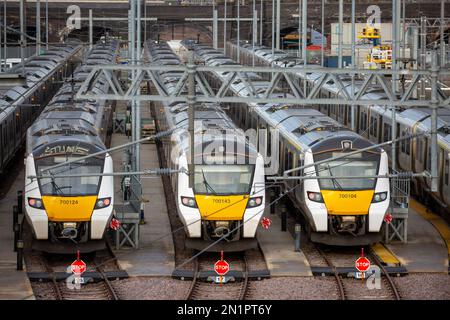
xmin=196 ymin=42 xmax=382 ymax=153
xmin=27 ymin=39 xmax=119 ymax=154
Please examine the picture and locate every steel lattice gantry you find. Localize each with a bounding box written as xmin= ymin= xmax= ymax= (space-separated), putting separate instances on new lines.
xmin=75 ymin=63 xmax=450 ymax=193
xmin=76 ymin=64 xmax=450 ymax=108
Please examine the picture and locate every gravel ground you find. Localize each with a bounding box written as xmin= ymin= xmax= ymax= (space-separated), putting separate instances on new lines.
xmin=112 ymin=277 xmax=191 ymax=300
xmin=393 ymin=273 xmax=450 ymax=300
xmin=246 ymin=277 xmax=340 ymax=300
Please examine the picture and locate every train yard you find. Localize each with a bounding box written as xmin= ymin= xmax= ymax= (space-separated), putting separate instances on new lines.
xmin=0 ymin=0 xmax=449 ymax=306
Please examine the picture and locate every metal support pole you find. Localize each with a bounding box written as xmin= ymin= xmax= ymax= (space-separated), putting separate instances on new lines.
xmin=276 ymin=0 xmax=280 ymax=50
xmin=270 ymin=189 xmax=275 ymax=214
xmin=430 ymin=51 xmax=438 ymax=192
xmin=13 ymin=205 xmax=18 ymax=252
xmin=144 ymin=0 xmax=147 ymax=41
xmin=213 ymin=9 xmax=218 ymax=49
xmin=281 ymin=204 xmax=286 ymax=232
xmin=351 ymin=0 xmax=356 ymax=130
xmin=351 ymin=0 xmax=355 ymax=67
xmin=295 ymin=224 xmax=301 ymax=252
xmin=224 ymin=0 xmax=227 ymax=53
xmin=16 ymin=228 xmax=23 ymax=271
xmin=187 ymin=49 xmax=195 ymax=189
xmin=420 ymin=16 xmax=426 ymax=99
xmin=402 ymin=0 xmax=406 ymax=59
xmin=89 ymin=10 xmax=93 ymax=50
xmin=20 ymin=0 xmax=26 ymax=75
xmin=392 ymin=0 xmax=400 ymax=91
xmin=130 ymin=1 xmax=136 ymax=172
xmin=36 ymin=0 xmax=40 ymax=54
xmin=17 ymin=190 xmax=22 ymax=214
xmin=298 ymin=0 xmax=301 ymax=58
xmin=391 ymin=105 xmax=397 ymax=171
xmin=45 ymin=0 xmax=48 ymax=49
xmin=321 ymin=0 xmax=324 ymax=67
xmin=338 ymin=0 xmax=343 ymax=68
xmin=302 ymin=0 xmax=306 ymax=64
xmin=136 ymin=0 xmax=141 ymax=174
xmin=237 ymin=0 xmax=240 ymax=62
xmin=260 ymin=0 xmax=263 ymax=45
xmin=441 ymin=0 xmax=445 ymax=67
xmin=271 ymin=0 xmax=275 ymax=55
xmin=252 ymin=4 xmax=257 ymax=66
xmin=3 ymin=0 xmax=6 ymax=69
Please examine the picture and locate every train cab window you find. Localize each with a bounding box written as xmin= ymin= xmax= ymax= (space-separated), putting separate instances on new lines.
xmin=445 ymin=159 xmax=449 ymax=186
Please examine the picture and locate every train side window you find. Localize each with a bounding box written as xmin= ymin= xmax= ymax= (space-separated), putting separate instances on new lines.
xmin=371 ymin=116 xmax=378 ymax=137
xmin=384 ymin=123 xmax=391 ymax=141
xmin=401 ymin=130 xmax=406 ymax=153
xmin=445 ymin=158 xmax=449 ymax=186
xmin=267 ymin=129 xmax=272 ymax=156
xmin=417 ymin=139 xmax=422 ymax=162
xmin=405 ymin=130 xmax=411 ymax=155
xmin=285 ymin=150 xmax=293 ymax=173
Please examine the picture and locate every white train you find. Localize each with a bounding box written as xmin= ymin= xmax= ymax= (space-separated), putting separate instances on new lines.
xmin=146 ymin=40 xmax=266 ymax=251
xmin=24 ymin=39 xmax=119 ymax=253
xmin=232 ymin=42 xmax=450 ymax=220
xmin=188 ymin=42 xmax=391 ymax=245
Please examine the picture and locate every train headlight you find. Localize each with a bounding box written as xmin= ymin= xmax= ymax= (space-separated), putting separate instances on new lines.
xmin=372 ymin=192 xmax=388 ymax=203
xmin=95 ymin=197 xmax=111 ymax=209
xmin=181 ymin=196 xmax=197 ymax=208
xmin=28 ymin=197 xmax=44 ymax=209
xmin=247 ymin=197 xmax=263 ymax=208
xmin=307 ymin=192 xmax=324 ymax=203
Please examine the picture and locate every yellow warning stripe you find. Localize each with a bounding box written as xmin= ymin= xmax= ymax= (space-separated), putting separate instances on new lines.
xmin=371 ymin=243 xmax=401 ymax=266
xmin=410 ymin=198 xmax=450 ymax=256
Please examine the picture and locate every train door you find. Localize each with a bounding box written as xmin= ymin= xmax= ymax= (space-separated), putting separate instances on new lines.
xmin=368 ymin=113 xmax=378 ymax=144
xmin=377 ymin=115 xmax=383 ymax=144
xmin=294 ymin=153 xmax=304 ymax=204
xmin=0 ymin=123 xmax=3 ymax=168
xmin=442 ymin=155 xmax=450 ymax=209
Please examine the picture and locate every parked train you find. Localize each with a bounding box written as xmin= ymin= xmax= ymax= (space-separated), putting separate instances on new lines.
xmin=231 ymin=42 xmax=450 ymax=219
xmin=0 ymin=42 xmax=82 ymax=174
xmin=179 ymin=42 xmax=391 ymax=246
xmin=146 ymin=40 xmax=266 ymax=251
xmin=24 ymin=39 xmax=119 ymax=253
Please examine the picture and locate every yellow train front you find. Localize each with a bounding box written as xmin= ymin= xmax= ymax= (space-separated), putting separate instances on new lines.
xmin=174 ymin=132 xmax=266 ymax=253
xmin=24 ymin=139 xmax=114 ymax=253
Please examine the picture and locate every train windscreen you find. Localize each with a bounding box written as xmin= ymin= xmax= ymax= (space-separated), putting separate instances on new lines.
xmin=194 ymin=165 xmax=255 ymax=195
xmin=35 ymin=156 xmax=104 ymax=196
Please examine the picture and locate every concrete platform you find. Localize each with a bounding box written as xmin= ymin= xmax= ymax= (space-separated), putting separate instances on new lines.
xmin=385 ymin=199 xmax=448 ymax=273
xmin=0 ymin=168 xmax=35 ymax=300
xmin=111 ymin=102 xmax=175 ymax=277
xmin=257 ymin=209 xmax=313 ymax=277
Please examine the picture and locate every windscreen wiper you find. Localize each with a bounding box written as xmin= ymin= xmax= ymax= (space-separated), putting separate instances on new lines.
xmin=326 ymin=163 xmax=343 ymax=191
xmin=201 ymin=169 xmax=217 ymax=195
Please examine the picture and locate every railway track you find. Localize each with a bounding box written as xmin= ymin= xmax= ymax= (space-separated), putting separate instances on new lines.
xmin=25 ymin=248 xmax=121 ymax=300
xmin=368 ymin=248 xmax=402 ymax=301
xmin=186 ymin=253 xmax=250 ymax=300
xmin=314 ymin=244 xmax=401 ymax=300
xmin=315 ymin=246 xmax=347 ymax=300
